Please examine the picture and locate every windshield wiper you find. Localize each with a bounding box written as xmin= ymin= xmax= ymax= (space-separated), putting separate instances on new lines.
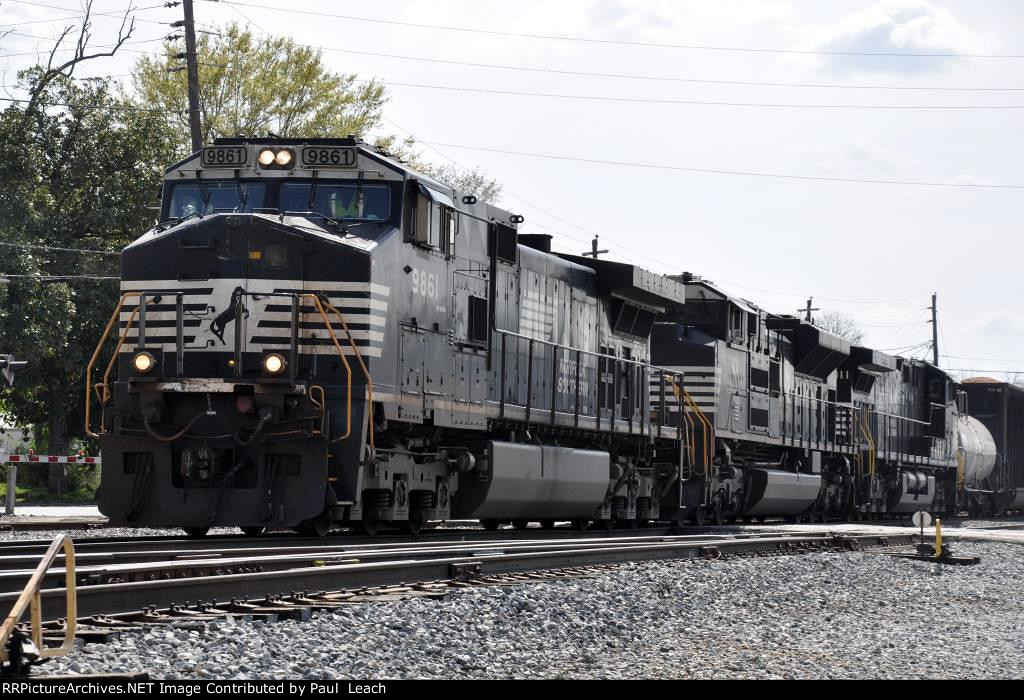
xmin=281 ymin=210 xmax=346 ymax=232
xmin=234 ymin=177 xmax=248 ymax=211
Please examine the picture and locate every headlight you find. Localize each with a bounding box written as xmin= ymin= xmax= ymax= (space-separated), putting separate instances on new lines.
xmin=133 ymin=351 xmax=156 ymax=374
xmin=263 ymin=353 xmax=287 ymax=375
xmin=257 ymin=147 xmax=294 ymax=169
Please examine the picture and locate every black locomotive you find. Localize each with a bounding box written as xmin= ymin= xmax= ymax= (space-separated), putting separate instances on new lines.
xmin=87 ymin=137 xmax=1019 ymax=535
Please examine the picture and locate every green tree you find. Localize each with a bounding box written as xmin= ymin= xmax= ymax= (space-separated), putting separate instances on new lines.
xmin=134 ymin=24 xmax=502 ymax=202
xmin=0 ymin=67 xmax=178 ymax=492
xmin=134 ymin=24 xmax=387 ymax=148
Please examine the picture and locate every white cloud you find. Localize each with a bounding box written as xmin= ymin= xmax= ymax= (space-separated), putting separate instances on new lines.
xmin=966 ymin=310 xmax=1024 ymax=337
xmin=946 ymin=173 xmax=1000 ymax=187
xmin=806 ymin=0 xmax=998 ymax=74
xmin=815 ymin=140 xmax=916 ymax=177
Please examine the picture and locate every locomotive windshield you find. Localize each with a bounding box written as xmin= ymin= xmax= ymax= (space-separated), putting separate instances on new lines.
xmin=167 ymin=182 xmax=266 ymax=218
xmin=280 ymin=182 xmax=391 ymax=221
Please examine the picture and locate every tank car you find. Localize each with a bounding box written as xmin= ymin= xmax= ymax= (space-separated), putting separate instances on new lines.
xmin=960 ymin=379 xmax=1024 ymax=514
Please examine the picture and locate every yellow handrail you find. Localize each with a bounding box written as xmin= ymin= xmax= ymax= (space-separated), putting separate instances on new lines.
xmin=668 ymin=375 xmax=713 ymax=477
xmin=308 ymin=385 xmax=326 ymax=436
xmin=322 ymin=299 xmax=375 ymax=451
xmin=856 ymin=407 xmax=877 ymax=478
xmin=299 ymin=294 xmax=354 ymax=443
xmin=85 ymin=293 xmax=142 ymax=438
xmin=665 ymin=375 xmax=696 ymax=465
xmin=0 ymin=535 xmax=77 ymax=667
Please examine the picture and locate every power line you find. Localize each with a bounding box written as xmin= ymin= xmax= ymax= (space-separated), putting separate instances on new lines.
xmin=0 ymin=13 xmax=86 ymax=29
xmin=420 ymin=140 xmax=1024 ymax=191
xmin=4 ymin=0 xmax=171 ymax=25
xmin=247 ymin=45 xmax=1024 ymax=94
xmin=0 ymin=96 xmax=166 ymax=111
xmin=377 ymin=79 xmax=1024 ymax=111
xmin=946 ymin=368 xmax=1024 ymax=374
xmin=0 ymin=34 xmax=168 ymax=60
xmin=943 ymin=354 xmax=1022 ymax=363
xmin=381 ymin=117 xmax=676 ymax=274
xmin=5 ymin=30 xmax=167 ymax=46
xmin=215 ymin=0 xmax=1024 ymax=59
xmin=0 ymin=242 xmax=120 ymax=256
xmin=386 ymin=120 xmax=945 ymax=310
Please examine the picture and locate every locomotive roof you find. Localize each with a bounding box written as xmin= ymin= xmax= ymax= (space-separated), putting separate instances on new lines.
xmin=168 ymin=136 xmax=452 ymax=194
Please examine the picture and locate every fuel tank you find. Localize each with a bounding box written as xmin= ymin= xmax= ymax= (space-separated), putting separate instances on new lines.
xmin=958 ymin=415 xmax=998 ymax=485
xmin=889 ymin=470 xmax=935 ymax=513
xmin=454 ymin=442 xmax=610 ymax=519
xmin=742 ymin=468 xmax=822 ymax=516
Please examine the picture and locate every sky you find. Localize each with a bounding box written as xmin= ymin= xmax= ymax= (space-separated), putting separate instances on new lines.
xmin=1 ymin=0 xmax=1021 ymax=379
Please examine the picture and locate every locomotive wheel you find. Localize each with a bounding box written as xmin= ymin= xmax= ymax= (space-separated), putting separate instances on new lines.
xmin=358 ymin=516 xmax=382 ymax=536
xmin=481 ymin=519 xmax=500 ymax=531
xmin=688 ymin=507 xmax=706 ymax=526
xmin=512 ymin=519 xmax=530 ymax=530
xmin=297 ymin=517 xmax=331 ymax=538
xmin=240 ymin=526 xmax=266 ymax=537
xmin=539 ymin=519 xmax=556 ymax=530
xmin=402 ymin=514 xmax=426 ymax=536
xmin=756 ymin=516 xmax=767 ymax=523
xmin=711 ymin=502 xmax=725 ymax=526
xmin=598 ymin=518 xmax=615 ymax=530
xmin=183 ymin=526 xmax=209 ymax=539
xmin=572 ymin=518 xmax=589 ymax=531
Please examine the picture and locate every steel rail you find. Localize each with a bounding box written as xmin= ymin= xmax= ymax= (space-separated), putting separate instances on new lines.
xmin=1 ymin=532 xmax=912 ymax=621
xmin=0 ymin=531 xmax=838 ymax=591
xmin=0 ymin=524 xmax=826 ymax=560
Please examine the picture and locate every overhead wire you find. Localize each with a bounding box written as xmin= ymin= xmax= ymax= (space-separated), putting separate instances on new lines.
xmin=213 ymin=0 xmax=1024 ymax=59
xmin=374 ymin=80 xmax=1024 ymax=111
xmin=418 ymin=141 xmax=1024 ymax=191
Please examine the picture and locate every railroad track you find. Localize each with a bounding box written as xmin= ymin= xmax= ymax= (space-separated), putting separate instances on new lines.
xmin=2 ymin=530 xmax=914 ymax=622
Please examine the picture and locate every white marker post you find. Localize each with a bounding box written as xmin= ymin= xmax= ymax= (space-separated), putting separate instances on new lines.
xmin=912 ymin=510 xmax=932 ymax=542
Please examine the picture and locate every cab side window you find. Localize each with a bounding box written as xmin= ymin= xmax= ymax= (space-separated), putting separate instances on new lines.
xmin=412 ymin=192 xmax=438 ymax=248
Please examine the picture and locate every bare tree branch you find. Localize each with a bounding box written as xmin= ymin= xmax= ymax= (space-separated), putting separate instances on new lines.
xmin=26 ymin=1 xmax=136 ymax=112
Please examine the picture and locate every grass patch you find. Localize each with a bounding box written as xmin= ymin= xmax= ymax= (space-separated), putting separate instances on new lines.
xmin=0 ymin=482 xmax=97 ymax=504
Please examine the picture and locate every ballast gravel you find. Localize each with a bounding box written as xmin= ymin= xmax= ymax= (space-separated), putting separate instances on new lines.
xmin=37 ymin=540 xmax=1024 ymax=680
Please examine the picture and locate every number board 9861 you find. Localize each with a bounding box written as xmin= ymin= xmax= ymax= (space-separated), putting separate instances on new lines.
xmin=201 ymin=146 xmax=248 ymax=167
xmin=301 ymin=146 xmax=357 ymax=169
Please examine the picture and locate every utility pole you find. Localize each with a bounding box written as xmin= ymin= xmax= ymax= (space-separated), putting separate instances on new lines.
xmin=799 ymin=297 xmax=819 ymax=323
xmin=930 ymin=292 xmax=939 ymax=366
xmin=582 ymin=236 xmax=609 ymax=259
xmin=181 ymin=0 xmax=203 ymax=153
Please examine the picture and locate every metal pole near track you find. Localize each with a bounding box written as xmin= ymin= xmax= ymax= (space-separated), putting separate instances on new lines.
xmin=4 ymin=465 xmax=13 ymax=516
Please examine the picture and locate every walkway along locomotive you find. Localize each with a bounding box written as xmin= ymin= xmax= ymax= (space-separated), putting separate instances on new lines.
xmin=86 ymin=137 xmax=1020 ymax=535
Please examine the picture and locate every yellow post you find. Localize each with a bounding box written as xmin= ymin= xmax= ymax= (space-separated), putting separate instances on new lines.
xmin=934 ymin=518 xmax=942 ymax=558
